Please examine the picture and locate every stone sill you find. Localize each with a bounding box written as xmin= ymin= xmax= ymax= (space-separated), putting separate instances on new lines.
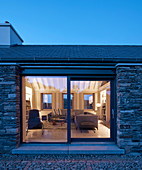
xmin=12 ymin=143 xmax=125 ymax=155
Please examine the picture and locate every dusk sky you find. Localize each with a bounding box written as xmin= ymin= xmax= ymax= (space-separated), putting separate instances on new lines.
xmin=0 ymin=0 xmax=142 ymax=45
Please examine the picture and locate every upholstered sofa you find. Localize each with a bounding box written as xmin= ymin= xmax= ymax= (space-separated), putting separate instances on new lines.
xmin=75 ymin=112 xmax=98 ymax=130
xmin=48 ymin=109 xmax=67 ymax=122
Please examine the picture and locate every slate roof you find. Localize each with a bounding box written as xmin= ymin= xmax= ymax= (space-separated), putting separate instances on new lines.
xmin=0 ymin=45 xmax=142 ymax=62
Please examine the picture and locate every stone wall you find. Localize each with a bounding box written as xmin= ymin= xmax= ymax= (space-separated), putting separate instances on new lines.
xmin=0 ymin=65 xmax=20 ymax=153
xmin=116 ymin=65 xmax=142 ymax=153
xmin=0 ymin=64 xmax=142 ymax=154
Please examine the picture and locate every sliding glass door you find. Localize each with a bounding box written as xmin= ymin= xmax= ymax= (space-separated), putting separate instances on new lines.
xmin=70 ymin=79 xmax=114 ymax=141
xmin=22 ymin=76 xmax=68 ymax=143
xmin=22 ymin=76 xmax=115 ymax=143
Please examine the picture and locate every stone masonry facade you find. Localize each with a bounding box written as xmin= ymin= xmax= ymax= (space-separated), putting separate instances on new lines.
xmin=116 ymin=65 xmax=142 ymax=153
xmin=0 ymin=65 xmax=20 ymax=154
xmin=0 ymin=64 xmax=142 ymax=154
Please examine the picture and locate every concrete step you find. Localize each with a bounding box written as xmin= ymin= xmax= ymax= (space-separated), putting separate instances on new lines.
xmin=12 ymin=143 xmax=125 ymax=155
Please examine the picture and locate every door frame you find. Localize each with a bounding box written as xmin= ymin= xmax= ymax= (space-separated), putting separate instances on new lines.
xmin=21 ymin=69 xmax=116 ymax=144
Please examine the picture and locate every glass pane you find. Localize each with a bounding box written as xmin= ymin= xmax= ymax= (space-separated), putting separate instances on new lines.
xmin=71 ymin=81 xmax=111 ymax=138
xmin=63 ymin=94 xmax=73 ymax=109
xmin=70 ymin=94 xmax=73 ymax=109
xmin=23 ymin=76 xmax=67 ymax=143
xmin=84 ymin=94 xmax=93 ymax=109
xmin=63 ymin=94 xmax=67 ymax=109
xmin=43 ymin=94 xmax=52 ymax=109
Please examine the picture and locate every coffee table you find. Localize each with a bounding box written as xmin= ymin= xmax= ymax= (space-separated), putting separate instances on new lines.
xmin=51 ymin=118 xmax=66 ymax=126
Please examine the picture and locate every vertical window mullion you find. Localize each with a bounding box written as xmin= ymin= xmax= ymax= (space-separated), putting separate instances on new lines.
xmin=67 ymin=76 xmax=71 ymax=143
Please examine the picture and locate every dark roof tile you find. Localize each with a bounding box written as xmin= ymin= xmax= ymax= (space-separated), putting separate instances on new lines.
xmin=0 ymin=45 xmax=142 ymax=62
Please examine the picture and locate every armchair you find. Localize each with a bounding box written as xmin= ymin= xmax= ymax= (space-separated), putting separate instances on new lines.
xmin=27 ymin=109 xmax=43 ymax=135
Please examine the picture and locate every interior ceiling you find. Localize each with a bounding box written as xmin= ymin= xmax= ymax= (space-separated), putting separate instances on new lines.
xmin=26 ymin=77 xmax=102 ymax=92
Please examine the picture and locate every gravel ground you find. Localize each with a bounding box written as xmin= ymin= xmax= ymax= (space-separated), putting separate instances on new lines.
xmin=0 ymin=154 xmax=142 ymax=170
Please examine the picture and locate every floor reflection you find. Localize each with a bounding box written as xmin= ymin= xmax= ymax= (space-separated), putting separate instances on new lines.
xmin=25 ymin=120 xmax=110 ymax=143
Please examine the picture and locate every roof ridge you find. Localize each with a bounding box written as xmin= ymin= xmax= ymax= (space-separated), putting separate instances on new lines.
xmin=14 ymin=45 xmax=142 ymax=47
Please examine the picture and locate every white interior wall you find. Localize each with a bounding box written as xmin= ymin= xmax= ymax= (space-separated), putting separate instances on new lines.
xmin=25 ymin=79 xmax=110 ymax=122
xmin=0 ymin=26 xmax=10 ymax=45
xmin=30 ymin=90 xmax=108 ymax=115
xmin=74 ymin=93 xmax=77 ymax=109
xmin=106 ymin=89 xmax=110 ymax=122
xmin=33 ymin=91 xmax=41 ymax=110
xmin=79 ymin=93 xmax=83 ymax=110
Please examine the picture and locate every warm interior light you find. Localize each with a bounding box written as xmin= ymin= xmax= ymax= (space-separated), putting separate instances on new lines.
xmin=96 ymin=103 xmax=101 ymax=107
xmin=89 ymin=95 xmax=93 ymax=104
xmin=26 ymin=86 xmax=32 ymax=108
xmin=26 ymin=86 xmax=32 ymax=101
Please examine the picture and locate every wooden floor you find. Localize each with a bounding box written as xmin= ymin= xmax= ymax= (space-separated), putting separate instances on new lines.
xmin=25 ymin=120 xmax=110 ymax=143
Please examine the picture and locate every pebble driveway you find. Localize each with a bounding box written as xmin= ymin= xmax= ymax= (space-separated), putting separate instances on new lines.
xmin=0 ymin=154 xmax=142 ymax=169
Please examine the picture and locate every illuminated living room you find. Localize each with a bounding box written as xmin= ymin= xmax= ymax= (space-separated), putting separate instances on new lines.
xmin=22 ymin=76 xmax=111 ymax=143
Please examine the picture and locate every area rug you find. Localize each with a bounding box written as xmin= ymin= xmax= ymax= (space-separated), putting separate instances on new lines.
xmin=43 ymin=121 xmax=76 ymax=129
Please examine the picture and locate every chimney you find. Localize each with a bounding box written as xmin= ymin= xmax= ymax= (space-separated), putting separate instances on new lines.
xmin=0 ymin=21 xmax=23 ymax=47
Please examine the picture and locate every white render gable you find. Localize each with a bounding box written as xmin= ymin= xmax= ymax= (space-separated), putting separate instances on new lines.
xmin=0 ymin=22 xmax=23 ymax=46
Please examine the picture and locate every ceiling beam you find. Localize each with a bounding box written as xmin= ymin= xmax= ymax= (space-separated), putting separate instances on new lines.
xmin=37 ymin=78 xmax=45 ymax=90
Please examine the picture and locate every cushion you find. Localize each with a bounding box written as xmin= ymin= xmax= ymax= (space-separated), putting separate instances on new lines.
xmin=74 ymin=110 xmax=84 ymax=115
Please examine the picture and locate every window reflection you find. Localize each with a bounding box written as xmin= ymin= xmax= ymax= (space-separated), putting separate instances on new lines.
xmin=63 ymin=94 xmax=73 ymax=109
xmin=84 ymin=94 xmax=93 ymax=109
xmin=43 ymin=94 xmax=52 ymax=109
